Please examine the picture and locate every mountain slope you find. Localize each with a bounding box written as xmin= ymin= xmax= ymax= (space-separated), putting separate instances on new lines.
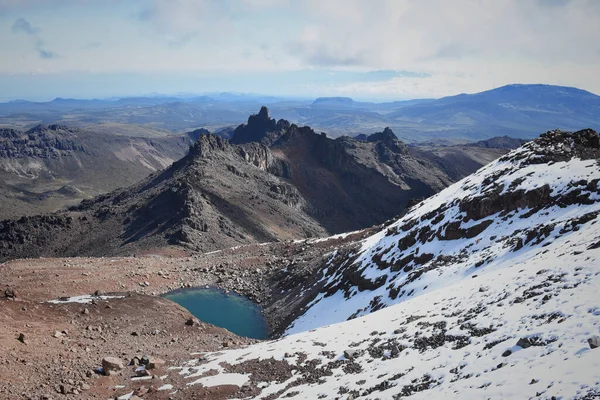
xmin=160 ymin=129 xmax=600 ymax=399
xmin=0 ymin=134 xmax=329 ymax=260
xmin=0 ymin=109 xmax=518 ymax=261
xmin=229 ymin=108 xmax=499 ymax=232
xmin=288 ymin=128 xmax=600 ymax=331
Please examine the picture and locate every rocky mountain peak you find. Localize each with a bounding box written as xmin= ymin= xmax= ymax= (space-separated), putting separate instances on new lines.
xmin=367 ymin=127 xmax=397 ymax=142
xmin=258 ymin=105 xmax=270 ymax=119
xmin=230 ymin=106 xmax=283 ymax=146
xmin=188 ymin=133 xmax=230 ymax=158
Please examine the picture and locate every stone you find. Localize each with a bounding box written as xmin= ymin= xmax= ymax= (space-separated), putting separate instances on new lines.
xmin=135 ymin=366 xmax=150 ymax=377
xmin=81 ymin=383 xmax=91 ymax=391
xmin=141 ymin=355 xmax=150 ymax=365
xmin=134 ymin=386 xmax=149 ymax=396
xmin=185 ymin=318 xmax=195 ymax=326
xmin=17 ymin=333 xmax=26 ymax=343
xmin=343 ymin=349 xmax=358 ymax=359
xmin=516 ymin=338 xmax=532 ymax=349
xmin=4 ymin=287 xmax=15 ymax=298
xmin=53 ymin=331 xmax=62 ymax=338
xmin=82 ymin=308 xmax=89 ymax=315
xmin=588 ymin=336 xmax=600 ymax=349
xmin=101 ymin=357 xmax=124 ymax=376
xmin=501 ymin=350 xmax=512 ymax=357
xmin=146 ymin=357 xmax=165 ymax=370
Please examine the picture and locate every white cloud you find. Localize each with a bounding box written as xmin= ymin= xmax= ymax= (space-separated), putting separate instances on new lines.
xmin=0 ymin=0 xmax=599 ymax=97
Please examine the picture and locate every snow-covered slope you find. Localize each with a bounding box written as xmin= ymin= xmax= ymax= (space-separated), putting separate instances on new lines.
xmin=286 ymin=129 xmax=600 ymax=334
xmin=165 ymin=129 xmax=600 ymax=399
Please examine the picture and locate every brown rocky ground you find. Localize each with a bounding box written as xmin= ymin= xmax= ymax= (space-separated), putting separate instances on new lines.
xmin=0 ymin=229 xmax=373 ymax=399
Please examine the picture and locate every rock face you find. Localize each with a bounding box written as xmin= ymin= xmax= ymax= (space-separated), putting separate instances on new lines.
xmin=0 ymin=124 xmax=196 ymax=219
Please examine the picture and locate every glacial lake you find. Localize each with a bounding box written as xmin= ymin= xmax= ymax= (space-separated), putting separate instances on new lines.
xmin=163 ymin=288 xmax=269 ymax=339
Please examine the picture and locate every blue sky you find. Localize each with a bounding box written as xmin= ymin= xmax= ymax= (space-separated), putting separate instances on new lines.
xmin=1 ymin=0 xmax=599 ymax=101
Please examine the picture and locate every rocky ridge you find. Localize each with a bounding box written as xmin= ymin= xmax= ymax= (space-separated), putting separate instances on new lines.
xmin=0 ymin=108 xmax=515 ymax=260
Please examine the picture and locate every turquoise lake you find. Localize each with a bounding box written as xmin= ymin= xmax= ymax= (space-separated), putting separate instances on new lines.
xmin=163 ymin=288 xmax=269 ymax=339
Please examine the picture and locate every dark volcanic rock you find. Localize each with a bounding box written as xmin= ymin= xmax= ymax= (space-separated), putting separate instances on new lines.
xmin=230 ymin=106 xmax=289 ymax=146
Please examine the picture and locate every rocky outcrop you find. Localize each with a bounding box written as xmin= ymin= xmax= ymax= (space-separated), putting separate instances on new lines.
xmin=230 ymin=106 xmax=290 ymax=146
xmin=0 ymin=125 xmax=89 ymax=158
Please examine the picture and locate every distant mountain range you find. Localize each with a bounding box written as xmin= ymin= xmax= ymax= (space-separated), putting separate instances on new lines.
xmin=1 ymin=84 xmax=598 ymax=142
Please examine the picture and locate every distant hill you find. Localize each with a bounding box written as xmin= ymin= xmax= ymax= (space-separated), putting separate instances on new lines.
xmin=387 ymin=84 xmax=600 ymax=140
xmin=1 ymin=84 xmax=598 ymax=142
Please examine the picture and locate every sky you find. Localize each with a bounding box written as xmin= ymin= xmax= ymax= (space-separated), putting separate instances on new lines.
xmin=1 ymin=0 xmax=599 ymax=101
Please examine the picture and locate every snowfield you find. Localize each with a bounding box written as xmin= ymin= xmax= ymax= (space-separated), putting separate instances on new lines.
xmin=167 ymin=130 xmax=600 ymax=399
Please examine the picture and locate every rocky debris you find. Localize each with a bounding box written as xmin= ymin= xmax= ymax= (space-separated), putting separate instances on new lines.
xmin=588 ymin=336 xmax=600 ymax=349
xmin=102 ymin=357 xmax=124 ymax=376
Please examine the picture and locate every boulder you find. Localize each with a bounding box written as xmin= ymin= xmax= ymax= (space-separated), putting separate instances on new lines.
xmin=146 ymin=357 xmax=165 ymax=370
xmin=516 ymin=337 xmax=532 ymax=349
xmin=101 ymin=357 xmax=124 ymax=376
xmin=343 ymin=349 xmax=358 ymax=359
xmin=588 ymin=336 xmax=600 ymax=349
